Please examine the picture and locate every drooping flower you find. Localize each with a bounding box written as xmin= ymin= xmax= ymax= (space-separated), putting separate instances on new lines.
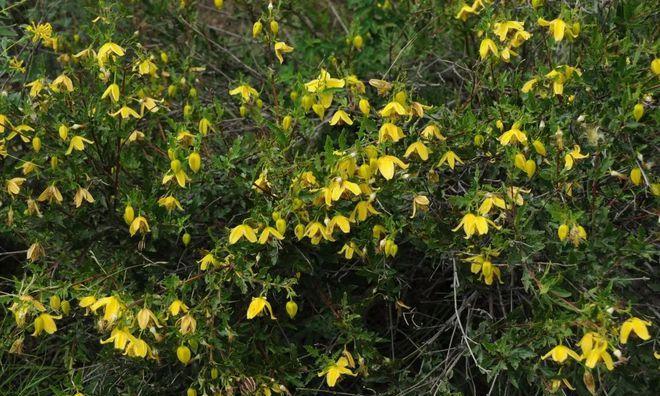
xmin=620 ymin=317 xmax=652 ymax=344
xmin=32 ymin=313 xmax=61 ymax=336
xmin=274 ymin=41 xmax=294 ymax=63
xmin=246 ymin=296 xmax=276 ymax=320
xmin=229 ymin=224 xmax=258 ymax=244
xmin=541 ymin=345 xmax=582 ymax=363
xmin=317 ymin=355 xmax=357 ymax=387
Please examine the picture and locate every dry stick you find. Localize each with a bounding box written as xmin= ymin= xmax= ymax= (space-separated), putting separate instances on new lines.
xmin=326 ymin=0 xmax=349 ymax=35
xmin=452 ymin=258 xmax=491 ymax=374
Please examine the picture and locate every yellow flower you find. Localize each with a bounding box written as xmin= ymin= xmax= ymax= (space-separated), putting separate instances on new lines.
xmin=97 ymin=42 xmax=125 ymax=67
xmin=358 ymin=98 xmax=370 ymax=114
xmin=538 ymin=18 xmax=579 ymax=42
xmin=579 ymin=332 xmax=614 ymax=370
xmin=258 ymin=226 xmax=285 ymax=244
xmin=305 ymin=69 xmax=345 ymax=92
xmin=110 ymin=106 xmax=141 ymax=119
xmin=79 ymin=296 xmax=97 ymax=309
xmin=252 ymin=21 xmax=263 ymax=37
xmin=25 ymin=22 xmax=53 ymax=43
xmin=169 ymin=299 xmax=189 ymax=316
xmin=479 ymin=39 xmax=498 ymax=60
xmin=498 ymin=123 xmax=527 ymax=145
xmin=6 ymin=177 xmax=26 ymax=195
xmin=437 ymin=151 xmax=463 ymax=169
xmin=101 ymin=83 xmax=120 ymax=102
xmin=158 ymin=196 xmax=183 ymax=213
xmin=378 ymin=122 xmax=405 ymax=143
xmin=198 ymin=253 xmax=219 ymax=270
xmin=452 ymin=213 xmax=500 ymax=239
xmin=411 ymin=195 xmax=430 ymax=218
xmin=329 ymin=109 xmax=353 ymax=126
xmin=317 ymin=356 xmax=357 ymax=387
xmin=651 ymin=58 xmax=660 ymax=75
xmin=420 ymin=124 xmax=446 ymax=140
xmin=557 ymin=224 xmax=569 ymax=241
xmin=137 ymin=59 xmax=157 ymax=76
xmin=188 ymin=152 xmax=201 ymax=173
xmin=327 ymin=215 xmax=352 ymax=234
xmin=124 ymin=336 xmax=151 ymax=358
xmin=304 ymin=221 xmax=333 ymax=244
xmin=177 ymin=313 xmax=197 ymax=335
xmin=274 ymin=41 xmax=294 ymax=64
xmin=375 ymin=155 xmax=409 ymax=180
xmin=26 ymin=79 xmax=45 ymax=97
xmin=50 ymin=74 xmax=74 ymax=93
xmin=101 ymin=327 xmax=132 ymax=350
xmin=564 ymin=145 xmax=589 ymax=170
xmin=541 ymin=345 xmax=582 ymax=363
xmin=455 ymin=4 xmax=478 ymax=22
xmin=37 ymin=184 xmax=63 ymax=204
xmin=229 ymin=84 xmax=258 ymax=102
xmin=247 ymin=296 xmax=276 ymax=319
xmin=73 ymin=187 xmax=95 ymax=208
xmin=129 ymin=216 xmax=150 ymax=236
xmin=90 ymin=296 xmax=123 ymax=322
xmin=404 ymin=141 xmax=431 ymax=161
xmin=532 ymin=139 xmax=546 ymax=156
xmin=378 ymin=101 xmax=408 ymax=117
xmin=630 ymin=167 xmax=642 ymax=186
xmin=163 ymin=159 xmax=189 ymax=188
xmin=339 ymin=241 xmax=361 ymax=259
xmin=620 ymin=317 xmax=651 ymax=344
xmin=478 ymin=194 xmax=507 ymax=215
xmin=123 ymin=204 xmax=135 ymax=225
xmin=510 ymin=30 xmax=532 ymax=47
xmin=492 ymin=21 xmax=525 ymax=42
xmin=229 ymin=224 xmax=258 ymax=244
xmin=351 ymin=201 xmax=380 ymax=222
xmin=32 ymin=313 xmax=61 ymax=336
xmin=66 ymin=135 xmax=94 ymax=155
xmin=137 ymin=308 xmax=161 ymax=330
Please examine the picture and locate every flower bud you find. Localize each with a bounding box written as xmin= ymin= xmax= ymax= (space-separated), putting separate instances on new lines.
xmin=352 ymin=35 xmax=364 ymax=50
xmin=188 ymin=152 xmax=201 ymax=173
xmin=286 ymin=300 xmax=298 ymax=319
xmin=182 ymin=232 xmax=191 ymax=246
xmin=282 ymin=115 xmax=293 ymax=131
xmin=252 ymin=21 xmax=263 ymax=38
xmin=124 ymin=204 xmax=135 ymax=225
xmin=359 ymin=98 xmax=370 ymax=115
xmin=270 ymin=21 xmax=279 ymax=35
xmin=32 ymin=136 xmax=41 ymax=152
xmin=177 ymin=345 xmax=191 ymax=364
xmin=633 ymin=103 xmax=644 ymax=121
xmin=49 ymin=295 xmax=61 ymax=311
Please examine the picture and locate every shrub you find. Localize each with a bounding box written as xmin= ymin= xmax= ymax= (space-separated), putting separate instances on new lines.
xmin=0 ymin=0 xmax=658 ymax=395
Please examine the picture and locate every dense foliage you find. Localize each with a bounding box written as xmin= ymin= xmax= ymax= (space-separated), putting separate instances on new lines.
xmin=1 ymin=0 xmax=658 ymax=395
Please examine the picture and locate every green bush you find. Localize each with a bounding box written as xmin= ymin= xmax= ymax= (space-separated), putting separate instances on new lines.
xmin=0 ymin=0 xmax=658 ymax=395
